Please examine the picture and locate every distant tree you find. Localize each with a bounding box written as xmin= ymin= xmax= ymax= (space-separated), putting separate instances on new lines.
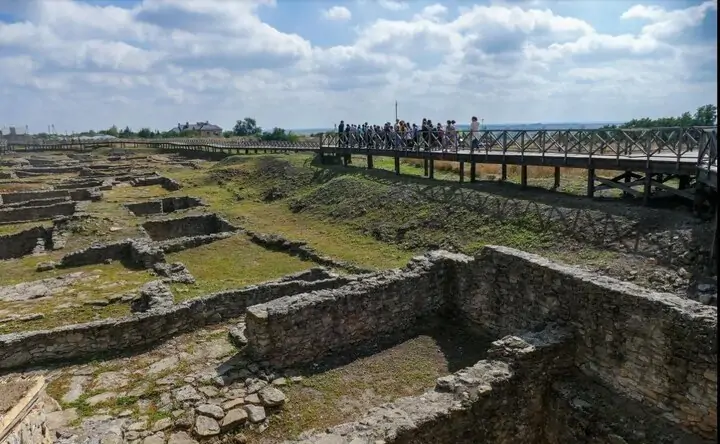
xmin=260 ymin=127 xmax=299 ymax=142
xmin=233 ymin=117 xmax=262 ymax=136
xmin=222 ymin=131 xmax=235 ymax=138
xmin=100 ymin=125 xmax=119 ymax=137
xmin=137 ymin=128 xmax=154 ymax=138
xmin=600 ymin=104 xmax=717 ymax=130
xmin=694 ymin=104 xmax=717 ymax=126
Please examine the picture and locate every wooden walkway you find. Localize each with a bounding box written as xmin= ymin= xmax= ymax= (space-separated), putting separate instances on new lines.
xmin=2 ymin=127 xmax=717 ymax=198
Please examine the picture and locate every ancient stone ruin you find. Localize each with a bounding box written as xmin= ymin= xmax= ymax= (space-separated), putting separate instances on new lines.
xmin=0 ymin=247 xmax=714 ymax=443
xmin=141 ymin=213 xmax=238 ymax=242
xmin=125 ymin=196 xmax=205 ymax=216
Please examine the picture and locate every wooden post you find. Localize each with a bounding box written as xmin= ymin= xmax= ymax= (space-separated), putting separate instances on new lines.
xmin=429 ymin=159 xmax=435 ymax=179
xmin=423 ymin=158 xmax=429 ymax=176
xmin=521 ymin=165 xmax=528 ymax=188
xmin=459 ymin=161 xmax=465 ymax=183
xmin=624 ymin=172 xmax=632 ymax=198
xmin=394 ymin=156 xmax=400 ymax=175
xmin=553 ymin=167 xmax=560 ymax=189
xmin=678 ymin=175 xmax=690 ymax=190
xmin=342 ymin=155 xmax=348 ymax=167
xmin=711 ymin=203 xmax=718 ymax=267
xmin=470 ymin=161 xmax=477 ymax=182
xmin=367 ymin=155 xmax=373 ymax=169
xmin=643 ymin=173 xmax=652 ymax=205
xmin=587 ymin=168 xmax=595 ymax=198
xmin=501 ymin=163 xmax=507 ymax=181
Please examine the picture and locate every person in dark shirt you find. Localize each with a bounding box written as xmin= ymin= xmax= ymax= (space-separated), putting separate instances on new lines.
xmin=338 ymin=121 xmax=345 ymax=147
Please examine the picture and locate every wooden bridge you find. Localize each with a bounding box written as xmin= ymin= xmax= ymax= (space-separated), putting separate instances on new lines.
xmin=1 ymin=126 xmax=717 ymax=262
xmin=2 ymin=127 xmax=717 ymax=200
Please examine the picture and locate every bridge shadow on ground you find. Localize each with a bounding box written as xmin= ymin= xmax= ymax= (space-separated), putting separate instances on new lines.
xmin=301 ymin=156 xmax=713 ymax=292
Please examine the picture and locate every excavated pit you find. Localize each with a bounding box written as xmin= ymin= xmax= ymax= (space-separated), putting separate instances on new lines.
xmin=141 ymin=213 xmax=238 ymax=242
xmin=125 ymin=196 xmax=206 ymax=216
xmin=0 ymin=226 xmax=52 ymax=260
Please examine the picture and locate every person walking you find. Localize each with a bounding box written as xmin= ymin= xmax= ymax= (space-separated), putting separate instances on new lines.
xmin=469 ymin=116 xmax=480 ymax=152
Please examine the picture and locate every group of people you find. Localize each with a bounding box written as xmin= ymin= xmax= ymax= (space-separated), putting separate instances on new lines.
xmin=335 ymin=117 xmax=483 ymax=151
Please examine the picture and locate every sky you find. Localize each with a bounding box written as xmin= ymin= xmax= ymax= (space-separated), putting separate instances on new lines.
xmin=0 ymin=0 xmax=717 ymax=133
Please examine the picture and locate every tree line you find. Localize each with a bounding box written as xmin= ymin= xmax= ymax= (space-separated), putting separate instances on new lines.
xmin=601 ymin=104 xmax=717 ymax=129
xmin=32 ymin=117 xmax=301 ymax=142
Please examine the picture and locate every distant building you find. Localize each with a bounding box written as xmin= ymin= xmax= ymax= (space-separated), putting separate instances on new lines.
xmin=0 ymin=126 xmax=32 ymax=143
xmin=169 ymin=121 xmax=223 ymax=137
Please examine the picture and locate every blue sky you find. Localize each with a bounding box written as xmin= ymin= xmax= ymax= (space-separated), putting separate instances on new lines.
xmin=0 ymin=0 xmax=716 ymax=133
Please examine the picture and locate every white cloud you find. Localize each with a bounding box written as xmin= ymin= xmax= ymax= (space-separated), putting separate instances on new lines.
xmin=322 ymin=6 xmax=352 ymax=21
xmin=0 ymin=0 xmax=716 ymax=133
xmin=378 ymin=0 xmax=409 ymax=11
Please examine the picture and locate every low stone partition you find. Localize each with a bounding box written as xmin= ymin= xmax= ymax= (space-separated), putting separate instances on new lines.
xmin=0 ymin=226 xmax=51 ymax=260
xmin=125 ymin=196 xmax=205 ymax=216
xmin=0 ymin=190 xmax=68 ymax=205
xmin=2 ymin=197 xmax=70 ymax=209
xmin=0 ymin=202 xmax=76 ymax=224
xmin=57 ymin=238 xmax=165 ymax=269
xmin=246 ymin=231 xmax=373 ymax=273
xmin=0 ymin=275 xmax=356 ymax=370
xmin=289 ymin=325 xmax=574 ymax=444
xmin=245 ymin=251 xmax=462 ymax=367
xmin=141 ymin=213 xmax=238 ymax=242
xmin=15 ymin=166 xmax=82 ymax=175
xmin=130 ymin=174 xmax=182 ymax=191
xmin=54 ymin=179 xmax=107 ymax=190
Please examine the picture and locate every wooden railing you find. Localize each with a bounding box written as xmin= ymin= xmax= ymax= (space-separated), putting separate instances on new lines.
xmin=320 ymin=126 xmax=717 ymax=161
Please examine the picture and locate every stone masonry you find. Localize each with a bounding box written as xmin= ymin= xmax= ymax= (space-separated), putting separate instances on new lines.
xmin=244 ymin=246 xmax=716 ymax=439
xmin=0 ymin=274 xmax=356 ymax=370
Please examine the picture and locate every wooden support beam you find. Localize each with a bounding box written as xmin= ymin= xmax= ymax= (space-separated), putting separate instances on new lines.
xmin=521 ymin=165 xmax=528 ymax=188
xmin=553 ymin=167 xmax=560 ymax=189
xmin=429 ymin=159 xmax=435 ymax=179
xmin=587 ymin=168 xmax=595 ymax=198
xmin=501 ymin=163 xmax=507 ymax=181
xmin=423 ymin=158 xmax=429 ymax=176
xmin=367 ymin=155 xmax=374 ymax=169
xmin=470 ymin=161 xmax=477 ymax=182
xmin=678 ymin=175 xmax=691 ymax=190
xmin=643 ymin=173 xmax=652 ymax=205
xmin=394 ymin=156 xmax=400 ymax=175
xmin=594 ymin=176 xmax=643 ymax=197
xmin=459 ymin=161 xmax=465 ymax=183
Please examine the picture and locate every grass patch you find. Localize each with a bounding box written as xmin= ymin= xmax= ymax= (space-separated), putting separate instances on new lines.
xmin=166 ymin=234 xmax=313 ymax=301
xmin=0 ymin=262 xmax=155 ymax=333
xmin=246 ymin=328 xmax=487 ymax=443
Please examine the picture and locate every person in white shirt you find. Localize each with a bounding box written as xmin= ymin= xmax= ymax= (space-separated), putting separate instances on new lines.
xmin=469 ymin=116 xmax=480 ymax=152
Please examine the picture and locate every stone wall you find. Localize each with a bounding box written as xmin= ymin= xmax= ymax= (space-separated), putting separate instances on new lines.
xmin=125 ymin=196 xmax=205 ymax=216
xmin=453 ymin=246 xmax=718 ymax=439
xmin=57 ymin=239 xmax=164 ymax=269
xmin=243 ymin=246 xmax=716 ymax=439
xmin=130 ymin=174 xmax=182 ymax=191
xmin=289 ymin=325 xmax=574 ymax=444
xmin=0 ymin=202 xmax=76 ymax=224
xmin=0 ymin=226 xmax=50 ymax=260
xmin=246 ymin=231 xmax=373 ymax=274
xmin=245 ymin=252 xmax=464 ymax=368
xmin=141 ymin=213 xmax=238 ymax=241
xmin=0 ymin=190 xmax=68 ymax=205
xmin=2 ymin=197 xmax=70 ymax=209
xmin=0 ymin=275 xmax=355 ymax=370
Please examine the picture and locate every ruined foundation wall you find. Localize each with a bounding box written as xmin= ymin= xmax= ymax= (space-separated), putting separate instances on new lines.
xmin=453 ymin=246 xmax=718 ymax=439
xmin=0 ymin=202 xmax=76 ymax=224
xmin=289 ymin=326 xmax=574 ymax=444
xmin=0 ymin=190 xmax=69 ymax=205
xmin=141 ymin=214 xmax=237 ymax=241
xmin=245 ymin=252 xmax=464 ymax=368
xmin=0 ymin=275 xmax=355 ymax=370
xmin=0 ymin=226 xmax=50 ymax=260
